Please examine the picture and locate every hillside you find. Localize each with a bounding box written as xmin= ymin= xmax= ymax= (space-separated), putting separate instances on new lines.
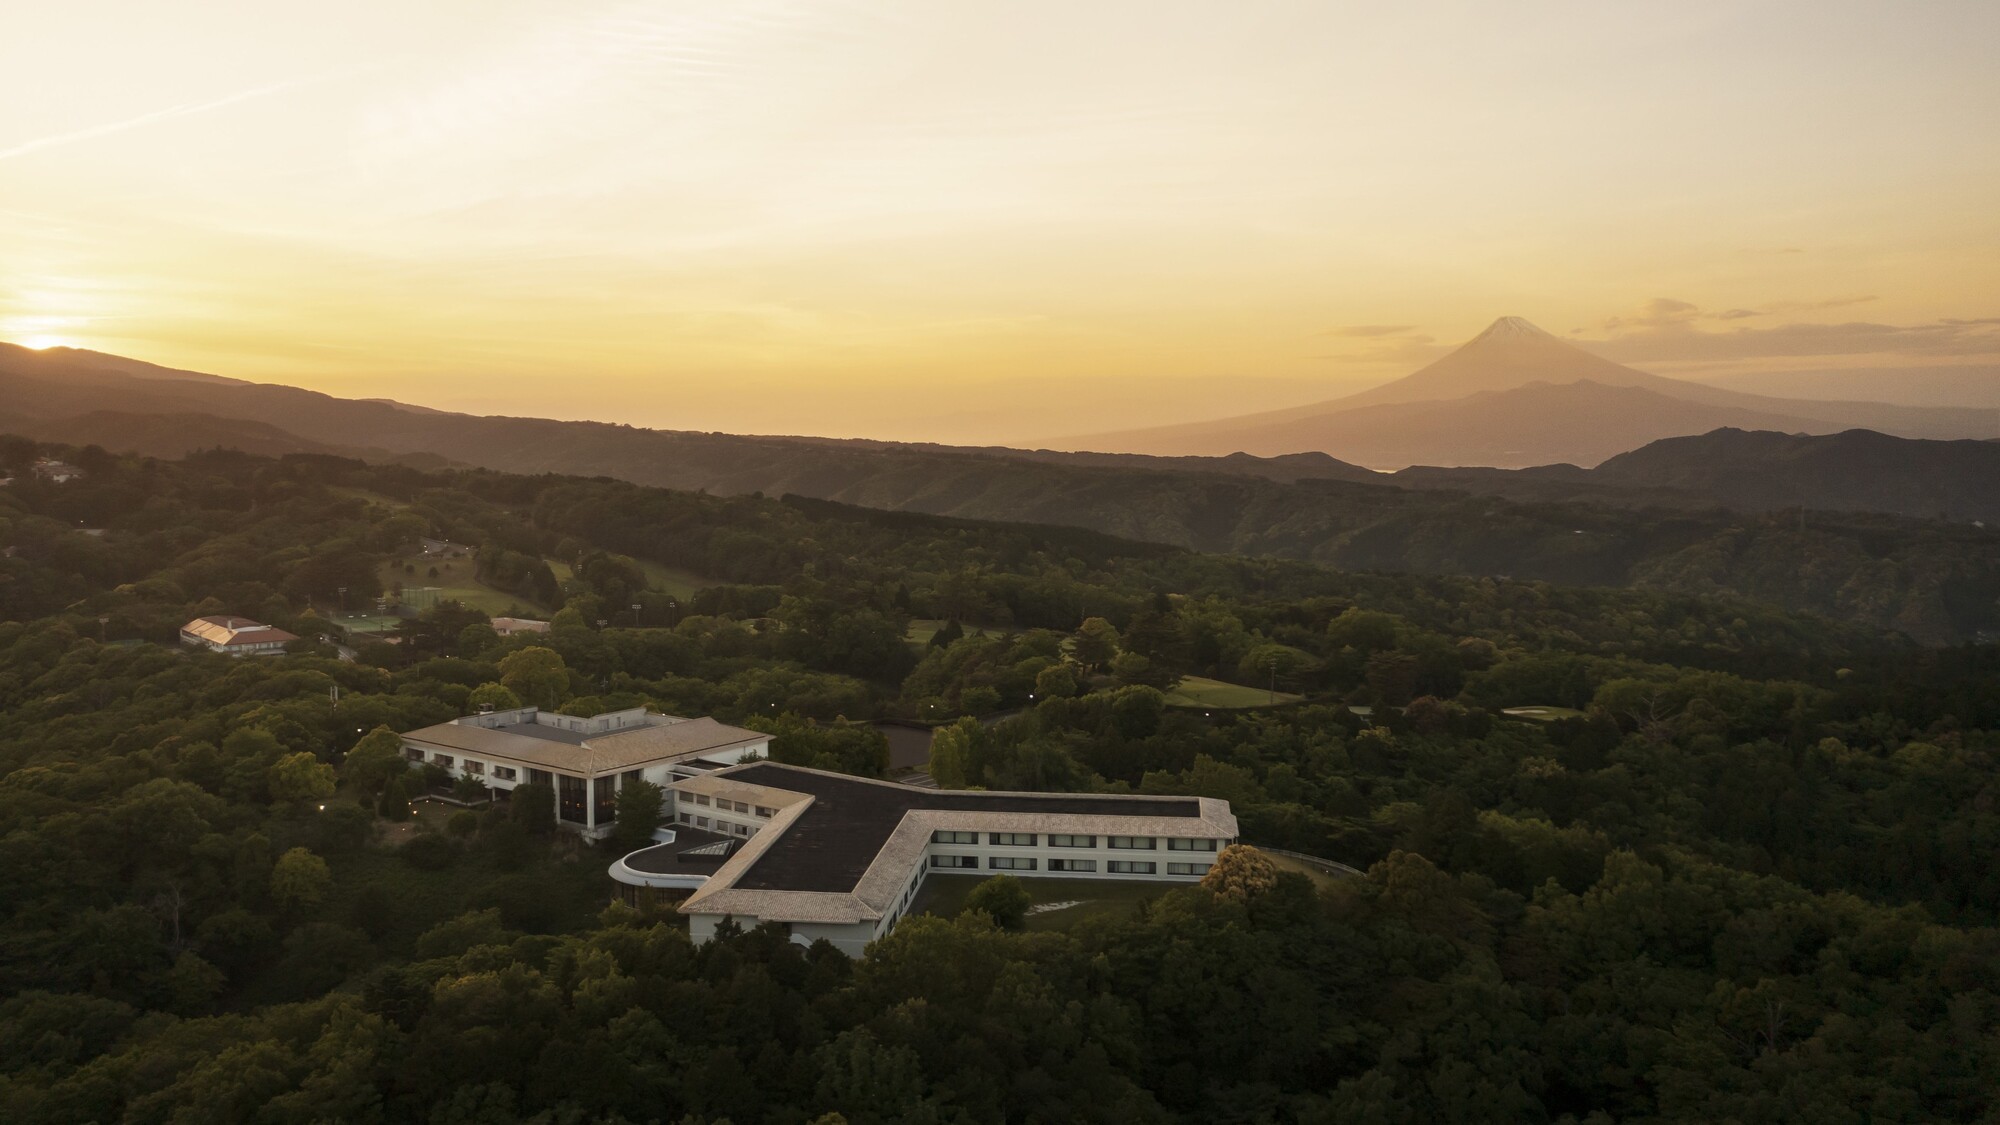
xmin=1062 ymin=317 xmax=1998 ymax=465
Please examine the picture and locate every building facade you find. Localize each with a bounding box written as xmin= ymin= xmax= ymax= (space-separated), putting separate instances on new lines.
xmin=179 ymin=616 xmax=299 ymax=655
xmin=398 ymin=707 xmax=771 ymax=838
xmin=608 ymin=762 xmax=1238 ymax=956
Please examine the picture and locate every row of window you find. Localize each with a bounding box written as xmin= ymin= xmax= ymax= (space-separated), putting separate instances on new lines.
xmin=928 ymin=855 xmax=1213 ymax=877
xmin=410 ymin=751 xmax=517 ymax=782
xmin=682 ymin=792 xmax=776 ymax=818
xmin=677 ymin=812 xmax=755 ymax=838
xmin=929 ymin=830 xmax=1221 ymax=851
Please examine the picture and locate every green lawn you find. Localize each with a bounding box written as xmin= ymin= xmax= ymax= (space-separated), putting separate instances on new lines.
xmin=911 ymin=874 xmax=1174 ymax=932
xmin=548 ymin=557 xmax=716 ymax=601
xmin=381 ymin=554 xmax=548 ymax=616
xmin=1501 ymin=705 xmax=1587 ymax=721
xmin=1266 ymin=850 xmax=1356 ymax=890
xmin=1166 ymin=675 xmax=1304 ymax=709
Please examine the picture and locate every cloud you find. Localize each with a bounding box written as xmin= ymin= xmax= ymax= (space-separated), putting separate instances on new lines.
xmin=0 ymin=73 xmax=347 ymax=163
xmin=1585 ymin=301 xmax=2000 ymax=364
xmin=1320 ymin=324 xmax=1418 ymax=338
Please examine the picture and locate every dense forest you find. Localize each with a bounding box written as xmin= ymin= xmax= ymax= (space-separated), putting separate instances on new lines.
xmin=1 ymin=439 xmax=1996 ymax=1123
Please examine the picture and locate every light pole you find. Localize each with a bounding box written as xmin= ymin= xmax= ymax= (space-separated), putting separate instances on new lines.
xmin=631 ymin=602 xmax=642 ymax=627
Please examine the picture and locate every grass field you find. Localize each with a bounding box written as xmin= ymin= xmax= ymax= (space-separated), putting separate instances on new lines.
xmin=1266 ymin=850 xmax=1356 ymax=890
xmin=1501 ymin=705 xmax=1587 ymax=721
xmin=547 ymin=558 xmax=716 ymax=601
xmin=381 ymin=554 xmax=547 ymax=616
xmin=911 ymin=874 xmax=1173 ymax=931
xmin=333 ymin=613 xmax=403 ymax=635
xmin=1166 ymin=675 xmax=1304 ymax=709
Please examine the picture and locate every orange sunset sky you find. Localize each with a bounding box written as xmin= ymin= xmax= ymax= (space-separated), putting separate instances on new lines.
xmin=4 ymin=1 xmax=1997 ymax=443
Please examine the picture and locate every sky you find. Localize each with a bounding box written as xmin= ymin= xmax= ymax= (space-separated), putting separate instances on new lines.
xmin=3 ymin=0 xmax=1997 ymax=444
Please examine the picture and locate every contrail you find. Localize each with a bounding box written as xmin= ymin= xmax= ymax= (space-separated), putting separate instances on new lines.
xmin=0 ymin=74 xmax=327 ymax=162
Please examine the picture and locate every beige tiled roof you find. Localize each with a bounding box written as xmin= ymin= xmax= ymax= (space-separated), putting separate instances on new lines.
xmin=401 ymin=715 xmax=768 ymax=776
xmin=182 ymin=616 xmax=298 ymax=647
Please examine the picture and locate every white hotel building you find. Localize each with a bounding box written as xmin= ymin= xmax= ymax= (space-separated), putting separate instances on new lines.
xmin=612 ymin=761 xmax=1240 ymax=957
xmin=400 ymin=708 xmax=1239 ymax=956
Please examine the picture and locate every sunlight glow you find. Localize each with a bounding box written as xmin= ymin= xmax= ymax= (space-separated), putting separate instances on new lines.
xmin=17 ymin=334 xmax=71 ymax=351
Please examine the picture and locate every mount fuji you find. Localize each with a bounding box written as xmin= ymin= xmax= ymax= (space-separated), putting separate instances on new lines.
xmin=1058 ymin=317 xmax=1998 ymax=468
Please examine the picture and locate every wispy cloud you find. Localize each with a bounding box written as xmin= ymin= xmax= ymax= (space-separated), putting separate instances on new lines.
xmin=1584 ymin=298 xmax=2000 ymax=363
xmin=0 ymin=75 xmax=335 ymax=163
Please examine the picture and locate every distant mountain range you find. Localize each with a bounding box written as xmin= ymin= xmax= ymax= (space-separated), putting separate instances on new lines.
xmin=6 ymin=339 xmax=2000 ymax=642
xmin=1062 ymin=317 xmax=1998 ymax=467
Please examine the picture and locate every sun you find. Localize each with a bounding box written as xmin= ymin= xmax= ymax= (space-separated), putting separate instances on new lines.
xmin=17 ymin=335 xmax=72 ymax=350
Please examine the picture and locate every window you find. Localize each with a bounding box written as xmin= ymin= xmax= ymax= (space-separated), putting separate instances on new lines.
xmin=1049 ymin=834 xmax=1096 ymax=848
xmin=1107 ymin=860 xmax=1157 ymax=874
xmin=1168 ymin=838 xmax=1219 ymax=852
xmin=695 ymin=816 xmax=710 ymax=829
xmin=1108 ymin=836 xmax=1156 ymax=850
xmin=678 ymin=813 xmax=693 ymax=825
xmin=692 ymin=793 xmax=711 ymax=806
xmin=930 ymin=854 xmax=979 ymax=869
xmin=622 ymin=769 xmax=643 ymax=786
xmin=989 ymin=856 xmax=1038 ymax=871
xmin=755 ymin=806 xmax=776 ymax=818
xmin=988 ymin=832 xmax=1038 ymax=847
xmin=434 ymin=754 xmax=455 ymax=769
xmin=1167 ymin=862 xmax=1212 ymax=876
xmin=464 ymin=760 xmax=485 ymax=776
xmin=932 ymin=830 xmax=978 ymax=844
xmin=558 ymin=775 xmax=587 ymax=824
xmin=493 ymin=766 xmax=517 ymax=781
xmin=735 ymin=823 xmax=751 ymax=837
xmin=593 ymin=775 xmax=619 ymax=823
xmin=404 ymin=748 xmax=424 ymax=762
xmin=732 ymin=800 xmax=750 ymax=814
xmin=1049 ymin=858 xmax=1097 ymax=873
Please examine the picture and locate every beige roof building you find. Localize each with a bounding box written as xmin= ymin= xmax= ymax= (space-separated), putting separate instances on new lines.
xmin=398 ymin=707 xmax=771 ymax=837
xmin=179 ymin=616 xmax=298 ymax=655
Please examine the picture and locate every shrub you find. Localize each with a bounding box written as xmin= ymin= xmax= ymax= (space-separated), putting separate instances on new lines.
xmin=399 ymin=833 xmax=458 ymax=871
xmin=963 ymin=874 xmax=1031 ymax=929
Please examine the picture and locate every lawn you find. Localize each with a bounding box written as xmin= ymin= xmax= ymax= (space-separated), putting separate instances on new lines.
xmin=911 ymin=874 xmax=1174 ymax=932
xmin=548 ymin=557 xmax=717 ymax=601
xmin=1501 ymin=705 xmax=1586 ymax=721
xmin=380 ymin=553 xmax=549 ymax=617
xmin=1166 ymin=675 xmax=1304 ymax=710
xmin=1265 ymin=850 xmax=1357 ymax=890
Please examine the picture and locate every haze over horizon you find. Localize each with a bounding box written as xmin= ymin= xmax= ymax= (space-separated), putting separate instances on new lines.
xmin=5 ymin=1 xmax=1999 ymax=445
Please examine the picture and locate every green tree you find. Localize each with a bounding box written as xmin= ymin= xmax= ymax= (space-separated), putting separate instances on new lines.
xmin=268 ymin=752 xmax=337 ymax=806
xmin=1201 ymin=844 xmax=1279 ymax=902
xmin=270 ymin=847 xmax=333 ymax=914
xmin=963 ymin=875 xmax=1032 ymax=929
xmin=341 ymin=727 xmax=406 ymax=797
xmin=1033 ymin=662 xmax=1078 ymax=699
xmin=1072 ymin=617 xmax=1121 ymax=671
xmin=377 ymin=773 xmax=411 ymax=821
xmin=611 ymin=780 xmax=663 ymax=852
xmin=511 ymin=781 xmax=555 ymax=835
xmin=498 ymin=646 xmax=569 ymax=711
xmin=466 ymin=681 xmax=523 ymax=713
xmin=927 ymin=717 xmax=978 ymax=789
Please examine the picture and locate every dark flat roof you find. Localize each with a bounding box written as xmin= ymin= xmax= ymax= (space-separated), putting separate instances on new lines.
xmin=723 ymin=763 xmax=1201 ymax=895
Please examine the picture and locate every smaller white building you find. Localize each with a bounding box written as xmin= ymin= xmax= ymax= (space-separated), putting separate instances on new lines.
xmin=399 ymin=707 xmax=771 ymax=838
xmin=180 ymin=616 xmax=298 ymax=656
xmin=490 ymin=616 xmax=551 ymax=637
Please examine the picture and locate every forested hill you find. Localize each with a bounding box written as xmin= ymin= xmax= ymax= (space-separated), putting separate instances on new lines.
xmin=0 ymin=439 xmax=1997 ymax=1121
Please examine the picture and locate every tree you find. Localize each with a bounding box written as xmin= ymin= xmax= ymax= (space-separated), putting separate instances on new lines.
xmin=511 ymin=781 xmax=555 ymax=834
xmin=928 ymin=717 xmax=979 ymax=789
xmin=611 ymin=780 xmax=663 ymax=852
xmin=270 ymin=847 xmax=333 ymax=913
xmin=1201 ymin=844 xmax=1279 ymax=902
xmin=1033 ymin=662 xmax=1078 ymax=699
xmin=1239 ymin=643 xmax=1318 ymax=695
xmin=377 ymin=773 xmax=411 ymax=821
xmin=498 ymin=646 xmax=569 ymax=711
xmin=963 ymin=874 xmax=1032 ymax=929
xmin=268 ymin=752 xmax=337 ymax=806
xmin=341 ymin=727 xmax=406 ymax=797
xmin=466 ymin=681 xmax=523 ymax=713
xmin=1073 ymin=617 xmax=1121 ymax=672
